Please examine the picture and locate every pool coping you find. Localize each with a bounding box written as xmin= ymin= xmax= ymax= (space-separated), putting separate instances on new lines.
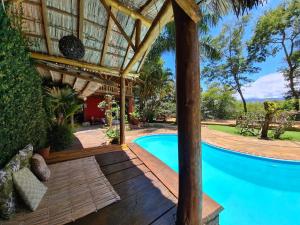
xmin=128 ymin=142 xmax=223 ymax=224
xmin=132 ymin=133 xmax=300 ymax=163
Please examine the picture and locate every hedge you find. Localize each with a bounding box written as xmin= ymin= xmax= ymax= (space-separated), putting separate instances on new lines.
xmin=0 ymin=6 xmax=47 ymax=167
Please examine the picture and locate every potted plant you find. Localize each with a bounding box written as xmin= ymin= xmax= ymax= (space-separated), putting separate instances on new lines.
xmin=129 ymin=111 xmax=140 ymax=126
xmin=38 ymin=145 xmax=50 ymax=159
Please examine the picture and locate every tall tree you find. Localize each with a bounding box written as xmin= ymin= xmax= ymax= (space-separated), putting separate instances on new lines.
xmin=202 ymin=16 xmax=260 ymax=113
xmin=148 ymin=0 xmax=234 ymax=61
xmin=201 ymin=83 xmax=236 ymax=119
xmin=134 ymin=57 xmax=174 ymax=122
xmin=248 ymin=0 xmax=300 ymax=110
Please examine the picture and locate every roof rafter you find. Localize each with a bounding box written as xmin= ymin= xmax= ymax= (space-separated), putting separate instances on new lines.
xmin=100 ymin=6 xmax=113 ymax=66
xmin=104 ymin=0 xmax=152 ymax=27
xmin=78 ymin=0 xmax=85 ymax=40
xmin=31 ymin=52 xmax=139 ymax=78
xmin=139 ymin=0 xmax=154 ymax=14
xmin=40 ymin=0 xmax=52 ymax=54
xmin=100 ymin=0 xmax=136 ymax=51
xmin=122 ymin=0 xmax=173 ymax=75
xmin=36 ymin=63 xmax=116 ymax=85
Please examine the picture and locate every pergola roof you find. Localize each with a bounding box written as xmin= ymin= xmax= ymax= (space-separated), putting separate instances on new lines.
xmin=8 ymin=0 xmax=262 ymax=98
xmin=8 ymin=0 xmax=173 ymax=97
xmin=12 ymin=0 xmax=172 ymax=75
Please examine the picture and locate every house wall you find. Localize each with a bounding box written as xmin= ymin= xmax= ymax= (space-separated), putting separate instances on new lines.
xmin=83 ymin=96 xmax=105 ymax=122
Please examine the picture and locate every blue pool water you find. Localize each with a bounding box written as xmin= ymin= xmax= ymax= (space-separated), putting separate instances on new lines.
xmin=133 ymin=134 xmax=300 ymax=225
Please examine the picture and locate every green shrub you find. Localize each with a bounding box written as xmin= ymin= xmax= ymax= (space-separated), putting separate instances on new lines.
xmin=0 ymin=6 xmax=47 ymax=167
xmin=48 ymin=123 xmax=74 ymax=151
xmin=106 ymin=128 xmax=120 ymax=144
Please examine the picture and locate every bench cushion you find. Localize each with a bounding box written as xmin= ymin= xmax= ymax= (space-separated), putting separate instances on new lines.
xmin=13 ymin=168 xmax=47 ymax=211
xmin=0 ymin=154 xmax=21 ymax=219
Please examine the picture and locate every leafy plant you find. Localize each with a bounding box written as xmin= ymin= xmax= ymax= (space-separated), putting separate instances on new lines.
xmin=272 ymin=111 xmax=295 ymax=139
xmin=46 ymin=87 xmax=82 ymax=126
xmin=260 ymin=101 xmax=279 ymax=139
xmin=98 ymin=95 xmax=120 ymax=128
xmin=201 ymin=83 xmax=236 ymax=119
xmin=106 ymin=128 xmax=119 ymax=144
xmin=48 ymin=123 xmax=74 ymax=151
xmin=0 ymin=5 xmax=47 ymax=167
xmin=236 ymin=112 xmax=263 ymax=136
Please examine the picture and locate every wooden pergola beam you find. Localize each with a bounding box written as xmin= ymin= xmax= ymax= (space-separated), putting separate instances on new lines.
xmin=36 ymin=63 xmax=116 ymax=85
xmin=174 ymin=0 xmax=200 ymax=23
xmin=78 ymin=0 xmax=85 ymax=40
xmin=100 ymin=6 xmax=113 ymax=66
xmin=40 ymin=0 xmax=52 ymax=54
xmin=135 ymin=19 xmax=141 ymax=48
xmin=104 ymin=0 xmax=152 ymax=27
xmin=31 ymin=52 xmax=139 ymax=78
xmin=139 ymin=0 xmax=154 ymax=14
xmin=122 ymin=0 xmax=173 ymax=75
xmin=100 ymin=0 xmax=136 ymax=51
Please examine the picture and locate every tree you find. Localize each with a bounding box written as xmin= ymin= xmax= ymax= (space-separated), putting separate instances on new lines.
xmin=134 ymin=57 xmax=174 ymax=122
xmin=202 ymin=16 xmax=260 ymax=113
xmin=248 ymin=0 xmax=300 ymax=110
xmin=149 ymin=0 xmax=233 ymax=61
xmin=260 ymin=101 xmax=279 ymax=139
xmin=201 ymin=83 xmax=236 ymax=119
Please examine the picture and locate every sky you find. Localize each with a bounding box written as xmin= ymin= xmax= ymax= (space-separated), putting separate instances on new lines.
xmin=161 ymin=0 xmax=288 ymax=101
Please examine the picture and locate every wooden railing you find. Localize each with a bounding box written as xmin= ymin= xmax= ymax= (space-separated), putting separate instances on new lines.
xmin=96 ymin=84 xmax=133 ymax=96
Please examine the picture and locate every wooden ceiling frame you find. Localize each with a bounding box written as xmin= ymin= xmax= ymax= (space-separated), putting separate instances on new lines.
xmin=100 ymin=6 xmax=113 ymax=66
xmin=78 ymin=0 xmax=84 ymax=40
xmin=104 ymin=0 xmax=152 ymax=27
xmin=122 ymin=0 xmax=173 ymax=75
xmin=31 ymin=52 xmax=139 ymax=78
xmin=100 ymin=0 xmax=136 ymax=51
xmin=40 ymin=0 xmax=52 ymax=54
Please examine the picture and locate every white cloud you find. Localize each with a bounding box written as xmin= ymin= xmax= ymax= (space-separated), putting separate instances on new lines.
xmin=235 ymin=72 xmax=288 ymax=100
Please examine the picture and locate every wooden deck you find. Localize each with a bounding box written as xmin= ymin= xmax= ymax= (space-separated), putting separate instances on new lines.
xmin=47 ymin=144 xmax=222 ymax=225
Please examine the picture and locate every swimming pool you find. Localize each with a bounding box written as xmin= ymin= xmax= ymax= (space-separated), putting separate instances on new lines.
xmin=133 ymin=134 xmax=300 ymax=225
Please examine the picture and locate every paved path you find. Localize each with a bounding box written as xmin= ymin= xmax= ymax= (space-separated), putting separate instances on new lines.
xmin=69 ymin=125 xmax=300 ymax=161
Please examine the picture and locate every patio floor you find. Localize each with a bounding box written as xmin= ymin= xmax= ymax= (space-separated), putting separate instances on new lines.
xmin=67 ymin=125 xmax=300 ymax=161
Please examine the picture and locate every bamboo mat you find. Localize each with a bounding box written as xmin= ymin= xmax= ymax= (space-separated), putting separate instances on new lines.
xmin=1 ymin=156 xmax=120 ymax=225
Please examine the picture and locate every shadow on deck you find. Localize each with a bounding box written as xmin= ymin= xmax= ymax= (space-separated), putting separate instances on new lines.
xmin=67 ymin=149 xmax=178 ymax=225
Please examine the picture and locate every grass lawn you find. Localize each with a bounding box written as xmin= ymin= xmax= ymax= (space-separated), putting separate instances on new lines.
xmin=207 ymin=125 xmax=300 ymax=141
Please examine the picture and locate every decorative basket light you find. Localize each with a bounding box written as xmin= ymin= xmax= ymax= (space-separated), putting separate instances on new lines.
xmin=59 ymin=35 xmax=85 ymax=59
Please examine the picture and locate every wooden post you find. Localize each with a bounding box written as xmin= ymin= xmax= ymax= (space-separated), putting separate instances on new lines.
xmin=120 ymin=74 xmax=126 ymax=145
xmin=172 ymin=1 xmax=202 ymax=225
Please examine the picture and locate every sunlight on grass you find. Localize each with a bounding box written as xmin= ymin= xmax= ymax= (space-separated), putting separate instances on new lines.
xmin=207 ymin=125 xmax=300 ymax=141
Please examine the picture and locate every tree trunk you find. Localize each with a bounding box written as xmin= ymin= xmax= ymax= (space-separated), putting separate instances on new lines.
xmin=287 ymin=70 xmax=299 ymax=111
xmin=260 ymin=113 xmax=272 ymax=139
xmin=238 ymin=89 xmax=247 ymax=113
xmin=172 ymin=1 xmax=202 ymax=225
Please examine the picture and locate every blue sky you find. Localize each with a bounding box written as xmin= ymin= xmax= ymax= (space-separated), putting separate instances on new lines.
xmin=161 ymin=0 xmax=289 ymax=100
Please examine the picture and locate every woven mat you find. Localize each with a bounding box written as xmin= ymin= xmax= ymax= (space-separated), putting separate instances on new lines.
xmin=1 ymin=156 xmax=120 ymax=225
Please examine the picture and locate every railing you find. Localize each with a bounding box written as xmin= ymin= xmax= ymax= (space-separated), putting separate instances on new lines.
xmin=97 ymin=84 xmax=133 ymax=96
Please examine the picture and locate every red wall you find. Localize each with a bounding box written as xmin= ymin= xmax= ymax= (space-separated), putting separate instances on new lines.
xmin=84 ymin=96 xmax=105 ymax=122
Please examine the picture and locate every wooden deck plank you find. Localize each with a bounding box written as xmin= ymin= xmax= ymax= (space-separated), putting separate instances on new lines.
xmin=57 ymin=144 xmax=222 ymax=225
xmin=96 ymin=149 xmax=137 ymax=166
xmin=71 ymin=183 xmax=176 ymax=225
xmin=101 ymin=158 xmax=143 ymax=175
xmin=46 ymin=145 xmax=122 ymax=164
xmin=106 ymin=164 xmax=150 ymax=185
